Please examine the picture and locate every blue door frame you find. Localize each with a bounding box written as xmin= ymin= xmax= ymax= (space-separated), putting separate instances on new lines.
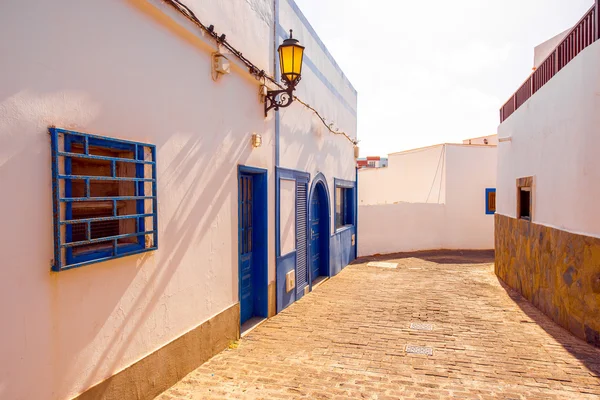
xmin=238 ymin=166 xmax=268 ymax=325
xmin=308 ymin=173 xmax=331 ymax=284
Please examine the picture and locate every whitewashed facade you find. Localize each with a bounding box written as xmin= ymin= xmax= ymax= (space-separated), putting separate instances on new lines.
xmin=0 ymin=1 xmax=357 ymax=399
xmin=358 ymin=141 xmax=496 ymax=256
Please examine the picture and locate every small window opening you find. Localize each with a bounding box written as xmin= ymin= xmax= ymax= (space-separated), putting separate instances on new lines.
xmin=335 ymin=184 xmax=355 ymax=230
xmin=50 ymin=128 xmax=158 ymax=271
xmin=519 ymin=187 xmax=531 ymax=220
xmin=486 ymin=188 xmax=496 ymax=214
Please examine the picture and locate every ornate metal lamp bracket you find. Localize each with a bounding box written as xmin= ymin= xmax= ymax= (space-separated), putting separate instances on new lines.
xmin=264 ymin=85 xmax=295 ymax=117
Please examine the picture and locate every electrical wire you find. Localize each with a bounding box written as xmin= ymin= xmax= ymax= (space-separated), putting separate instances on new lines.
xmin=426 ymin=144 xmax=445 ymax=204
xmin=164 ymin=0 xmax=357 ymax=145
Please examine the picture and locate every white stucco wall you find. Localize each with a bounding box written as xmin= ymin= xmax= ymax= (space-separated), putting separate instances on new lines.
xmin=280 ymin=179 xmax=296 ymax=255
xmin=534 ymin=28 xmax=571 ymax=68
xmin=358 ymin=203 xmax=446 ymax=256
xmin=0 ymin=1 xmax=275 ymax=399
xmin=444 ymin=145 xmax=497 ymax=249
xmin=358 ymin=144 xmax=496 ymax=256
xmin=277 ymin=0 xmax=357 ymax=235
xmin=497 ymin=40 xmax=600 ymax=238
xmin=0 ymin=0 xmax=358 ymax=398
xmin=359 ymin=145 xmax=446 ymax=206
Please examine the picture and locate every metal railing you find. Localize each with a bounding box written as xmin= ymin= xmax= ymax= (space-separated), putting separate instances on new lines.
xmin=500 ymin=3 xmax=599 ymax=122
xmin=50 ymin=128 xmax=158 ymax=271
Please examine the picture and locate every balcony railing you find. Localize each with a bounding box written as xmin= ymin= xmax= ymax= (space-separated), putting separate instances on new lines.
xmin=500 ymin=3 xmax=600 ymax=122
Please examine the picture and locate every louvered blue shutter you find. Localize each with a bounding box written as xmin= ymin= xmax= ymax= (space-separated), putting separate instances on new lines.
xmin=296 ymin=181 xmax=308 ymax=294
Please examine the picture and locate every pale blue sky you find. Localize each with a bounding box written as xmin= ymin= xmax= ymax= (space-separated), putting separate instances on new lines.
xmin=294 ymin=0 xmax=593 ymax=156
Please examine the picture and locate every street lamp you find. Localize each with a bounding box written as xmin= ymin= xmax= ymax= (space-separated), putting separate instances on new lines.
xmin=264 ymin=29 xmax=305 ymax=116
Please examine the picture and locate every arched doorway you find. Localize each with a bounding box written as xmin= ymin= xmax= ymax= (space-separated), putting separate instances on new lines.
xmin=309 ymin=175 xmax=330 ymax=285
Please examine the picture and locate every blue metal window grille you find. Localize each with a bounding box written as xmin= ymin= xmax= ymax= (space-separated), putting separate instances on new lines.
xmin=334 ymin=178 xmax=356 ymax=230
xmin=50 ymin=128 xmax=158 ymax=272
xmin=485 ymin=188 xmax=497 ymax=215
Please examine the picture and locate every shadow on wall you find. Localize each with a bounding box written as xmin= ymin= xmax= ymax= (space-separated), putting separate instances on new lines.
xmin=355 ymin=249 xmax=495 ymax=266
xmin=76 ymin=128 xmax=251 ymax=398
xmin=279 ymin=102 xmax=355 ymax=182
xmin=496 ymin=278 xmax=600 ymax=376
xmin=0 ymin=9 xmax=267 ymax=399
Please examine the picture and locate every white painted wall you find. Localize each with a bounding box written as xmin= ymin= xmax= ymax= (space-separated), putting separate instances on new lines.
xmin=534 ymin=28 xmax=571 ymax=68
xmin=359 ymin=145 xmax=446 ymax=206
xmin=444 ymin=145 xmax=497 ymax=249
xmin=0 ymin=1 xmax=276 ymax=399
xmin=0 ymin=0 xmax=358 ymax=398
xmin=497 ymin=40 xmax=600 ymax=238
xmin=358 ymin=203 xmax=446 ymax=256
xmin=358 ymin=144 xmax=496 ymax=256
xmin=277 ymin=0 xmax=357 ymax=235
xmin=280 ymin=179 xmax=296 ymax=255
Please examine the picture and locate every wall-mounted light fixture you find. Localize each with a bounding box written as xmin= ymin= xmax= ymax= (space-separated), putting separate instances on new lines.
xmin=264 ymin=29 xmax=305 ymax=116
xmin=212 ymin=52 xmax=230 ymax=81
xmin=251 ymin=133 xmax=262 ymax=148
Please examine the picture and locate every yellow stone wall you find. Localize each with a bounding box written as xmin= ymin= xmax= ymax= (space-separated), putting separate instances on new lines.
xmin=495 ymin=214 xmax=600 ymax=347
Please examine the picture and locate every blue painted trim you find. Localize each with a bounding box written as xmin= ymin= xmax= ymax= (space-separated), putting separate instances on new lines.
xmin=333 ymin=178 xmax=357 ymax=232
xmin=334 ymin=177 xmax=355 ymax=188
xmin=275 ymin=166 xmax=311 ymax=311
xmin=485 ymin=188 xmax=497 ymax=215
xmin=275 ymin=167 xmax=310 ymax=258
xmin=276 ymin=251 xmax=296 ymax=312
xmin=277 ymin=25 xmax=357 ymax=118
xmin=277 ymin=167 xmax=310 ymax=183
xmin=49 ymin=128 xmax=158 ymax=272
xmin=308 ymin=172 xmax=331 ymax=281
xmin=238 ymin=165 xmax=269 ymax=322
xmin=283 ymin=0 xmax=357 ymax=95
xmin=239 ymin=165 xmax=268 ymax=175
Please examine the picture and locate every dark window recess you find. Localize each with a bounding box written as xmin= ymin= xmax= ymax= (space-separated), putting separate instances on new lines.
xmin=488 ymin=192 xmax=496 ymax=213
xmin=519 ymin=188 xmax=531 ymax=220
xmin=335 ymin=184 xmax=355 ymax=230
xmin=486 ymin=188 xmax=496 ymax=215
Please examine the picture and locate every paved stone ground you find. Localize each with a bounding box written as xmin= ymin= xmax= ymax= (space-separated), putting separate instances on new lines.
xmin=156 ymin=251 xmax=600 ymax=399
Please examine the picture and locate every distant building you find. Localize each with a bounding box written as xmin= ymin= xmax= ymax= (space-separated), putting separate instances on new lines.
xmin=358 ymin=138 xmax=497 ymax=256
xmin=357 ymin=156 xmax=388 ymax=169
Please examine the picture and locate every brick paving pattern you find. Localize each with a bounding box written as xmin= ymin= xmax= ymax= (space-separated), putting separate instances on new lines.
xmin=157 ymin=251 xmax=600 ymax=399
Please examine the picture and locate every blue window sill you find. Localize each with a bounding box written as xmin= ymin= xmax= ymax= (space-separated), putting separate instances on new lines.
xmin=335 ymin=225 xmax=354 ymax=234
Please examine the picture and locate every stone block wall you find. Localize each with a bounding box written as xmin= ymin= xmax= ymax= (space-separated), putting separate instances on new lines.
xmin=495 ymin=214 xmax=600 ymax=347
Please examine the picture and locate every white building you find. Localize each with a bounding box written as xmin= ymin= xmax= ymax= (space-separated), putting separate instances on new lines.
xmin=358 ymin=139 xmax=496 ymax=256
xmin=496 ymin=4 xmax=600 ymax=348
xmin=0 ymin=1 xmax=357 ymax=399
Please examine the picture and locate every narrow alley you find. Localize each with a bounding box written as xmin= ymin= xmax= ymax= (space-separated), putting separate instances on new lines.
xmin=157 ymin=251 xmax=600 ymax=399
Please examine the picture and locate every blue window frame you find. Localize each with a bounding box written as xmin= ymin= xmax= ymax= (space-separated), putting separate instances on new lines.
xmin=334 ymin=178 xmax=356 ymax=230
xmin=485 ymin=188 xmax=497 ymax=215
xmin=50 ymin=128 xmax=158 ymax=272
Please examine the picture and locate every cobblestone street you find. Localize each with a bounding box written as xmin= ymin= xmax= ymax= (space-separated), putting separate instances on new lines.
xmin=157 ymin=251 xmax=600 ymax=399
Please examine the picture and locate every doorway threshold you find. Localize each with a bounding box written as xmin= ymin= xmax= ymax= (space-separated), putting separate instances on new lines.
xmin=241 ymin=316 xmax=267 ymax=337
xmin=312 ymin=276 xmax=329 ymax=290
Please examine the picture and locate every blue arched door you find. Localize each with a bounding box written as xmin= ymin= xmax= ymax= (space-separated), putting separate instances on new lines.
xmin=309 ymin=182 xmax=329 ymax=283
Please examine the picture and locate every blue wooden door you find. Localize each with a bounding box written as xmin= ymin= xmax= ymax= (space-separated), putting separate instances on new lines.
xmin=239 ymin=175 xmax=253 ymax=324
xmin=310 ymin=189 xmax=321 ymax=282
